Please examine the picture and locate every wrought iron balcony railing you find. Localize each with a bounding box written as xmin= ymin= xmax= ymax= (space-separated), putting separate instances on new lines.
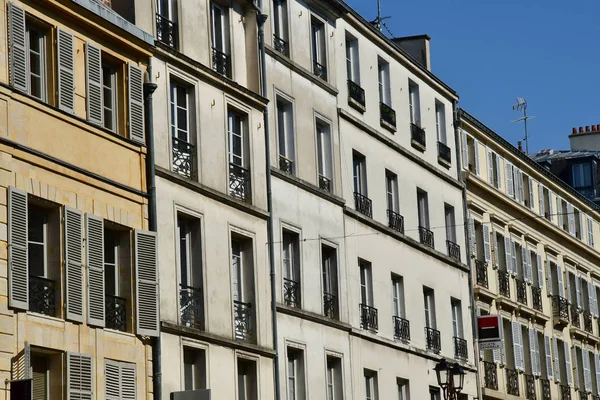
xmin=279 ymin=154 xmax=294 ymax=174
xmin=360 ymin=303 xmax=378 ymax=331
xmin=29 ymin=275 xmax=55 ymax=316
xmin=475 ymin=260 xmax=488 ymax=288
xmin=354 ymin=192 xmax=373 ymax=218
xmin=584 ymin=310 xmax=593 ymax=333
xmin=319 ymin=174 xmax=331 ymax=193
xmin=453 ymin=336 xmax=468 ymax=360
xmin=438 ymin=141 xmax=452 ymax=163
xmin=411 ymin=123 xmax=426 ymax=148
xmin=347 ymin=80 xmax=365 ymax=107
xmin=156 ymin=14 xmax=178 ymax=49
xmin=323 ymin=292 xmax=337 ymax=319
xmin=561 ymin=385 xmax=571 ymax=400
xmin=106 ymin=294 xmax=127 ymax=331
xmin=425 ymin=327 xmax=441 ymax=353
xmin=273 ymin=35 xmax=289 ymax=57
xmin=516 ymin=278 xmax=527 ymax=305
xmin=580 ymin=391 xmax=589 ymax=400
xmin=419 ymin=226 xmax=434 ymax=249
xmin=552 ymin=295 xmax=569 ymax=322
xmin=212 ymin=47 xmax=231 ymax=78
xmin=532 ymin=286 xmax=543 ymax=311
xmin=540 ymin=378 xmax=551 ymax=400
xmin=180 ymin=284 xmax=203 ymax=330
xmin=234 ymin=300 xmax=252 ymax=341
xmin=387 ymin=210 xmax=404 ymax=234
xmin=229 ymin=163 xmax=251 ymax=202
xmin=525 ymin=374 xmax=536 ymax=400
xmin=447 ymin=240 xmax=461 ymax=262
xmin=498 ymin=270 xmax=510 ymax=298
xmin=313 ymin=61 xmax=327 ymax=80
xmin=393 ymin=316 xmax=410 ymax=342
xmin=283 ymin=278 xmax=300 ymax=308
xmin=570 ymin=304 xmax=580 ymax=328
xmin=506 ymin=368 xmax=520 ymax=396
xmin=172 ymin=136 xmax=196 ymax=179
xmin=483 ymin=361 xmax=498 ymax=390
xmin=380 ymin=102 xmax=396 ymax=128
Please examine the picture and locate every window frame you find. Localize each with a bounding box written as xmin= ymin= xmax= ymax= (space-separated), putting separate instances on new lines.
xmin=210 ymin=3 xmax=229 ymax=54
xmin=102 ymin=63 xmax=118 ymax=132
xmin=25 ymin=22 xmax=47 ymax=102
xmin=316 ymin=118 xmax=333 ymax=181
xmin=435 ymin=100 xmax=447 ymax=144
xmin=378 ymin=60 xmax=390 ymax=106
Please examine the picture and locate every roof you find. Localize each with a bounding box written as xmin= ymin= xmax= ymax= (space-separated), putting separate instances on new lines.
xmin=533 ymin=149 xmax=600 ymax=163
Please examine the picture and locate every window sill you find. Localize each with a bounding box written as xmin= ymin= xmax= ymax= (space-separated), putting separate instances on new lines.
xmin=380 ymin=119 xmax=396 ymax=133
xmin=348 ymin=97 xmax=366 ymax=113
xmin=437 ymin=157 xmax=451 ymax=169
xmin=26 ymin=312 xmax=66 ymax=327
xmin=104 ymin=328 xmax=136 ymax=339
xmin=411 ymin=139 xmax=426 ymax=152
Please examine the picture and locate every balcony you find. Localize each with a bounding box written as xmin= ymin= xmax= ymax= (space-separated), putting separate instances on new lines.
xmin=393 ymin=316 xmax=410 ymax=342
xmin=212 ymin=47 xmax=231 ymax=78
xmin=453 ymin=336 xmax=468 ymax=360
xmin=105 ymin=294 xmax=127 ymax=331
xmin=172 ymin=136 xmax=196 ymax=179
xmin=552 ymin=296 xmax=569 ymax=324
xmin=29 ymin=275 xmax=55 ymax=316
xmin=475 ymin=260 xmax=488 ymax=288
xmin=360 ymin=304 xmax=378 ymax=331
xmin=179 ymin=284 xmax=203 ymax=330
xmin=380 ymin=102 xmax=396 ymax=129
xmin=425 ymin=327 xmax=441 ymax=353
xmin=580 ymin=391 xmax=589 ymax=400
xmin=347 ymin=80 xmax=365 ymax=109
xmin=583 ymin=310 xmax=593 ymax=333
xmin=354 ymin=192 xmax=373 ymax=218
xmin=410 ymin=123 xmax=426 ymax=150
xmin=516 ymin=278 xmax=527 ymax=305
xmin=229 ymin=163 xmax=251 ymax=202
xmin=506 ymin=368 xmax=520 ymax=396
xmin=234 ymin=300 xmax=252 ymax=341
xmin=570 ymin=304 xmax=580 ymax=328
xmin=532 ymin=286 xmax=543 ymax=311
xmin=447 ymin=240 xmax=461 ymax=262
xmin=156 ymin=14 xmax=178 ymax=49
xmin=279 ymin=154 xmax=294 ymax=174
xmin=313 ymin=61 xmax=327 ymax=80
xmin=283 ymin=278 xmax=300 ymax=308
xmin=540 ymin=379 xmax=551 ymax=400
xmin=483 ymin=361 xmax=498 ymax=390
xmin=273 ymin=35 xmax=289 ymax=57
xmin=419 ymin=226 xmax=435 ymax=249
xmin=561 ymin=385 xmax=571 ymax=400
xmin=498 ymin=270 xmax=510 ymax=298
xmin=525 ymin=374 xmax=536 ymax=400
xmin=319 ymin=174 xmax=331 ymax=193
xmin=438 ymin=141 xmax=451 ymax=164
xmin=387 ymin=210 xmax=404 ymax=234
xmin=323 ymin=292 xmax=337 ymax=319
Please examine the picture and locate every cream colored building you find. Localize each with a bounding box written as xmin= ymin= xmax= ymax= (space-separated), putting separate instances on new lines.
xmin=461 ymin=109 xmax=600 ymax=400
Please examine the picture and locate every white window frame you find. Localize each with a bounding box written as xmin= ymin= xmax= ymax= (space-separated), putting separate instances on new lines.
xmin=424 ymin=288 xmax=436 ymax=329
xmin=310 ymin=16 xmax=326 ymax=68
xmin=104 ymin=229 xmax=120 ymax=296
xmin=211 ymin=3 xmax=228 ymax=54
xmin=231 ymin=239 xmax=244 ymax=302
xmin=170 ymin=81 xmax=191 ymax=143
xmin=102 ymin=64 xmax=118 ymax=132
xmin=26 ymin=24 xmax=47 ymax=101
xmin=182 ymin=346 xmax=207 ymax=391
xmin=228 ymin=110 xmax=245 ymax=167
xmin=277 ymin=97 xmax=295 ymax=163
xmin=408 ymin=80 xmax=420 ymax=125
xmin=451 ymin=299 xmax=463 ymax=338
xmin=392 ymin=276 xmax=404 ymax=318
xmin=28 ymin=205 xmax=48 ymax=278
xmin=378 ymin=60 xmax=390 ymax=106
xmin=272 ymin=0 xmax=288 ymax=42
xmin=386 ymin=171 xmax=399 ymax=213
xmin=435 ymin=100 xmax=447 ymax=144
xmin=345 ymin=35 xmax=359 ymax=84
xmin=359 ymin=261 xmax=372 ymax=306
xmin=417 ymin=189 xmax=430 ymax=229
xmin=316 ymin=119 xmax=333 ymax=181
xmin=353 ymin=151 xmax=367 ymax=196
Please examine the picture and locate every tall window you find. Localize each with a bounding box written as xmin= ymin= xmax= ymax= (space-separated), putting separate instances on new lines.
xmin=232 ymin=235 xmax=254 ymax=341
xmin=345 ymin=35 xmax=359 ymax=83
xmin=287 ymin=347 xmax=306 ymax=400
xmin=282 ymin=229 xmax=301 ymax=307
xmin=26 ymin=24 xmax=47 ymax=101
xmin=183 ymin=347 xmax=207 ymax=390
xmin=157 ymin=0 xmax=177 ymax=21
xmin=178 ymin=216 xmax=203 ymax=328
xmin=359 ymin=260 xmax=373 ymax=307
xmin=316 ymin=120 xmax=333 ymax=191
xmin=277 ymin=97 xmax=295 ymax=173
xmin=228 ymin=110 xmax=250 ymax=200
xmin=237 ymin=358 xmax=258 ymax=400
xmin=171 ymin=81 xmax=195 ymax=178
xmin=572 ymin=163 xmax=593 ymax=190
xmin=417 ymin=189 xmax=429 ymax=229
xmin=104 ymin=229 xmax=119 ymax=298
xmin=310 ymin=16 xmax=326 ymax=79
xmin=272 ymin=0 xmax=289 ymax=44
xmin=211 ymin=3 xmax=230 ymax=76
xmin=378 ymin=60 xmax=390 ymax=106
xmin=386 ymin=170 xmax=399 ymax=213
xmin=397 ymin=378 xmax=409 ymax=400
xmin=326 ymin=356 xmax=343 ymax=400
xmin=451 ymin=299 xmax=463 ymax=338
xmin=353 ymin=151 xmax=367 ymax=196
xmin=322 ymin=244 xmax=338 ymax=318
xmin=435 ymin=100 xmax=447 ymax=144
xmin=364 ymin=370 xmax=378 ymax=400
xmin=423 ymin=287 xmax=436 ymax=329
xmin=102 ymin=64 xmax=117 ymax=131
xmin=445 ymin=204 xmax=456 ymax=243
xmin=408 ymin=80 xmax=420 ymax=125
xmin=391 ymin=275 xmax=405 ymax=318
xmin=103 ymin=226 xmax=131 ymax=332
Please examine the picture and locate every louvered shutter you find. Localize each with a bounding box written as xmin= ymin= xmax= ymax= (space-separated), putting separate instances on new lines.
xmin=511 ymin=240 xmax=517 ymax=277
xmin=572 ymin=347 xmax=579 ymax=389
xmin=474 ymin=139 xmax=480 ymax=175
xmin=588 ymin=281 xmax=595 ymax=316
xmin=588 ymin=217 xmax=595 ymax=247
xmin=517 ymin=169 xmax=524 ymax=203
xmin=496 ymin=155 xmax=502 ymax=189
xmin=85 ymin=43 xmax=103 ymax=126
xmin=548 ymin=192 xmax=555 ymax=221
xmin=506 ymin=162 xmax=514 ymax=198
xmin=529 ymin=328 xmax=538 ymax=375
xmin=493 ymin=315 xmax=502 ymax=363
xmin=105 ymin=360 xmax=120 ymax=400
xmin=529 ymin=177 xmax=535 ymax=210
xmin=504 ymin=236 xmax=512 ymax=273
xmin=128 ymin=63 xmax=145 ymax=144
xmin=535 ymin=333 xmax=542 ymax=376
xmin=592 ymin=285 xmax=599 ymax=318
xmin=537 ymin=253 xmax=544 ymax=288
xmin=566 ymin=341 xmax=573 ymax=386
xmin=483 ymin=224 xmax=491 ymax=263
xmin=584 ymin=349 xmax=592 ymax=392
xmin=566 ymin=272 xmax=572 ymax=304
xmin=568 ymin=203 xmax=576 ymax=235
xmin=477 ymin=307 xmax=484 ymax=360
xmin=121 ymin=362 xmax=136 ymax=400
xmin=558 ymin=264 xmax=565 ymax=298
xmin=544 ymin=335 xmax=553 ymax=380
xmin=461 ymin=131 xmax=468 ymax=170
xmin=501 ymin=320 xmax=507 ymax=365
xmin=8 ymin=187 xmax=28 ymax=310
xmin=135 ymin=229 xmax=159 ymax=336
xmin=487 ymin=150 xmax=494 ymax=185
xmin=86 ymin=214 xmax=104 ymax=327
xmin=576 ymin=275 xmax=582 ymax=308
xmin=578 ymin=211 xmax=584 ymax=240
xmin=65 ymin=207 xmax=84 ymax=322
xmin=469 ymin=218 xmax=476 ymax=256
xmin=553 ymin=337 xmax=561 ymax=382
xmin=546 ymin=260 xmax=553 ymax=296
xmin=526 ymin=250 xmax=533 ymax=284
xmin=11 ymin=341 xmax=31 ymax=380
xmin=521 ymin=246 xmax=528 ymax=282
xmin=557 ymin=198 xmax=564 ymax=228
xmin=57 ymin=28 xmax=75 ymax=113
xmin=67 ymin=353 xmax=93 ymax=400
xmin=512 ymin=321 xmax=521 ymax=370
xmin=595 ymin=353 xmax=600 ymax=395
xmin=539 ymin=185 xmax=545 ymax=216
xmin=8 ymin=3 xmax=27 ymax=92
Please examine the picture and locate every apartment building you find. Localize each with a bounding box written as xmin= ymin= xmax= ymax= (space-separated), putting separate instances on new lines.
xmin=1 ymin=0 xmax=158 ymax=398
xmin=461 ymin=109 xmax=600 ymax=400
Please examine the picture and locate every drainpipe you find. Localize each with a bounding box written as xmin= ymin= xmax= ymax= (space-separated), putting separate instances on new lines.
xmin=143 ymin=61 xmax=161 ymax=400
xmin=453 ymin=103 xmax=483 ymax=400
xmin=252 ymin=2 xmax=282 ymax=400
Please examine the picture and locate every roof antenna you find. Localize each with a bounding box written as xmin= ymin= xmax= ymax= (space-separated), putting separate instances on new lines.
xmin=370 ymin=0 xmax=391 ymax=33
xmin=512 ymin=98 xmax=535 ymax=155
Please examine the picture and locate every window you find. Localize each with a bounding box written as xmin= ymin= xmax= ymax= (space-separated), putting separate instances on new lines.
xmin=277 ymin=97 xmax=295 ymax=173
xmin=353 ymin=151 xmax=367 ymax=196
xmin=211 ymin=3 xmax=230 ymax=76
xmin=272 ymin=0 xmax=289 ymax=48
xmin=391 ymin=275 xmax=405 ymax=318
xmin=364 ymin=370 xmax=378 ymax=400
xmin=386 ymin=170 xmax=399 ymax=213
xmin=316 ymin=120 xmax=333 ymax=192
xmin=228 ymin=109 xmax=250 ymax=201
xmin=102 ymin=64 xmax=118 ymax=131
xmin=232 ymin=235 xmax=255 ymax=340
xmin=287 ymin=347 xmax=306 ymax=400
xmin=32 ymin=354 xmax=50 ymax=399
xmin=322 ymin=244 xmax=338 ymax=318
xmin=451 ymin=299 xmax=463 ymax=338
xmin=588 ymin=216 xmax=595 ymax=248
xmin=378 ymin=60 xmax=390 ymax=106
xmin=183 ymin=347 xmax=207 ymax=390
xmin=417 ymin=189 xmax=429 ymax=229
xmin=429 ymin=388 xmax=441 ymax=400
xmin=171 ymin=81 xmax=196 ymax=178
xmin=157 ymin=0 xmax=177 ymax=21
xmin=423 ymin=287 xmax=436 ymax=329
xmin=487 ymin=151 xmax=502 ymax=189
xmin=237 ymin=358 xmax=258 ymax=400
xmin=408 ymin=80 xmax=420 ymax=125
xmin=326 ymin=356 xmax=343 ymax=400
xmin=359 ymin=260 xmax=373 ymax=307
xmin=345 ymin=34 xmax=359 ymax=83
xmin=572 ymin=163 xmax=593 ymax=190
xmin=397 ymin=378 xmax=409 ymax=400
xmin=103 ymin=225 xmax=132 ymax=332
xmin=26 ymin=24 xmax=48 ymax=101
xmin=105 ymin=359 xmax=136 ymax=400
xmin=435 ymin=100 xmax=446 ymax=144
xmin=445 ymin=204 xmax=456 ymax=243
xmin=282 ymin=229 xmax=301 ymax=307
xmin=311 ymin=16 xmax=327 ymax=79
xmin=178 ymin=215 xmax=203 ymax=328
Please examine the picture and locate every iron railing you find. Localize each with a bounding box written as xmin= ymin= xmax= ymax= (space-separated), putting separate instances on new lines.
xmin=156 ymin=14 xmax=178 ymax=49
xmin=525 ymin=374 xmax=536 ymax=400
xmin=454 ymin=337 xmax=468 ymax=360
xmin=570 ymin=304 xmax=580 ymax=328
xmin=319 ymin=174 xmax=331 ymax=192
xmin=516 ymin=278 xmax=527 ymax=305
xmin=360 ymin=304 xmax=378 ymax=331
xmin=172 ymin=136 xmax=196 ymax=179
xmin=483 ymin=361 xmax=498 ymax=390
xmin=580 ymin=391 xmax=589 ymax=400
xmin=387 ymin=210 xmax=404 ymax=233
xmin=313 ymin=61 xmax=327 ymax=80
xmin=354 ymin=192 xmax=373 ymax=218
xmin=347 ymin=80 xmax=365 ymax=107
xmin=419 ymin=226 xmax=434 ymax=248
xmin=273 ymin=35 xmax=289 ymax=57
xmin=425 ymin=327 xmax=441 ymax=353
xmin=561 ymin=385 xmax=571 ymax=400
xmin=234 ymin=300 xmax=252 ymax=341
xmin=29 ymin=275 xmax=55 ymax=316
xmin=438 ymin=141 xmax=451 ymax=163
xmin=279 ymin=154 xmax=294 ymax=174
xmin=229 ymin=163 xmax=251 ymax=202
xmin=532 ymin=286 xmax=543 ymax=311
xmin=106 ymin=294 xmax=127 ymax=331
xmin=179 ymin=284 xmax=203 ymax=330
xmin=323 ymin=292 xmax=337 ymax=319
xmin=498 ymin=270 xmax=510 ymax=297
xmin=583 ymin=310 xmax=593 ymax=333
xmin=411 ymin=123 xmax=426 ymax=148
xmin=380 ymin=102 xmax=396 ymax=127
xmin=506 ymin=368 xmax=520 ymax=396
xmin=475 ymin=260 xmax=488 ymax=288
xmin=212 ymin=47 xmax=231 ymax=78
xmin=540 ymin=379 xmax=551 ymax=400
xmin=283 ymin=278 xmax=300 ymax=308
xmin=393 ymin=316 xmax=410 ymax=342
xmin=552 ymin=295 xmax=569 ymax=323
xmin=447 ymin=240 xmax=461 ymax=262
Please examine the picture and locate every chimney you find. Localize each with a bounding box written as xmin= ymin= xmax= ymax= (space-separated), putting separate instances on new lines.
xmin=518 ymin=141 xmax=523 ymax=152
xmin=580 ymin=127 xmax=584 ymax=134
xmin=572 ymin=127 xmax=577 ymax=135
xmin=391 ymin=35 xmax=431 ymax=71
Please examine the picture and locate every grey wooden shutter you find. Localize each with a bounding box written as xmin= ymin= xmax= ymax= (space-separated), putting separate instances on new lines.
xmin=544 ymin=335 xmax=553 ymax=381
xmin=538 ymin=185 xmax=545 ymax=216
xmin=476 ymin=307 xmax=484 ymax=360
xmin=565 ymin=341 xmax=573 ymax=386
xmin=474 ymin=139 xmax=480 ymax=175
xmin=572 ymin=347 xmax=579 ymax=389
xmin=595 ymin=353 xmax=600 ymax=395
xmin=483 ymin=224 xmax=491 ymax=263
xmin=557 ymin=198 xmax=564 ymax=228
xmin=512 ymin=321 xmax=521 ymax=370
xmin=588 ymin=281 xmax=595 ymax=317
xmin=468 ymin=217 xmax=476 ymax=256
xmin=504 ymin=236 xmax=511 ymax=273
xmin=121 ymin=361 xmax=136 ymax=399
xmin=492 ymin=315 xmax=502 ymax=363
xmin=461 ymin=130 xmax=468 ymax=170
xmin=548 ymin=192 xmax=555 ymax=221
xmin=65 ymin=207 xmax=84 ymax=323
xmin=529 ymin=328 xmax=538 ymax=375
xmin=578 ymin=211 xmax=584 ymax=240
xmin=506 ymin=162 xmax=514 ymax=198
xmin=496 ymin=155 xmax=502 ymax=189
xmin=86 ymin=214 xmax=104 ymax=327
xmin=57 ymin=28 xmax=75 ymax=114
xmin=546 ymin=260 xmax=553 ymax=296
xmin=584 ymin=349 xmax=592 ymax=392
xmin=135 ymin=229 xmax=159 ymax=336
xmin=128 ymin=63 xmax=145 ymax=144
xmin=105 ymin=360 xmax=120 ymax=400
xmin=575 ymin=275 xmax=582 ymax=308
xmin=588 ymin=216 xmax=595 ymax=247
xmin=553 ymin=337 xmax=561 ymax=383
xmin=536 ymin=254 xmax=543 ymax=289
xmin=487 ymin=150 xmax=494 ymax=185
xmin=526 ymin=250 xmax=533 ymax=284
xmin=67 ymin=352 xmax=93 ymax=400
xmin=11 ymin=341 xmax=31 ymax=380
xmin=566 ymin=271 xmax=572 ymax=303
xmin=529 ymin=177 xmax=535 ymax=210
xmin=521 ymin=246 xmax=529 ymax=282
xmin=85 ymin=43 xmax=103 ymax=126
xmin=593 ymin=285 xmax=599 ymax=318
xmin=511 ymin=240 xmax=517 ymax=277
xmin=568 ymin=203 xmax=576 ymax=235
xmin=8 ymin=186 xmax=28 ymax=310
xmin=557 ymin=264 xmax=565 ymax=298
xmin=8 ymin=3 xmax=27 ymax=92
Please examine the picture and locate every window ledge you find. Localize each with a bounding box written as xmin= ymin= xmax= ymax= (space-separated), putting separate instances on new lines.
xmin=26 ymin=312 xmax=66 ymax=327
xmin=437 ymin=157 xmax=451 ymax=169
xmin=348 ymin=97 xmax=366 ymax=113
xmin=411 ymin=139 xmax=426 ymax=152
xmin=380 ymin=119 xmax=396 ymax=133
xmin=104 ymin=328 xmax=136 ymax=339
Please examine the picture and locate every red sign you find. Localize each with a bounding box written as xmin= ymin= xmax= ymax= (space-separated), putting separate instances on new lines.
xmin=477 ymin=315 xmax=502 ymax=342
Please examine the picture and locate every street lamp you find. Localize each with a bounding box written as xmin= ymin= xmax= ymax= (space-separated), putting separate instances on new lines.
xmin=434 ymin=359 xmax=466 ymax=400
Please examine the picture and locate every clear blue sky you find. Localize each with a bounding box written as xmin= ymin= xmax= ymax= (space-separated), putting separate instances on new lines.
xmin=345 ymin=0 xmax=600 ymax=154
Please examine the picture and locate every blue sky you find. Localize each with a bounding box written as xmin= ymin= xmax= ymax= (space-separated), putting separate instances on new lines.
xmin=344 ymin=0 xmax=600 ymax=154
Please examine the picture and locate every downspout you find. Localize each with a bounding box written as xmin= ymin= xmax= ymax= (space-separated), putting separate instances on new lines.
xmin=454 ymin=103 xmax=483 ymax=400
xmin=143 ymin=61 xmax=161 ymax=400
xmin=253 ymin=2 xmax=282 ymax=400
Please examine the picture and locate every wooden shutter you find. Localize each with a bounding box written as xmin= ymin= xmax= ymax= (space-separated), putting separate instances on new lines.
xmin=461 ymin=130 xmax=468 ymax=170
xmin=85 ymin=43 xmax=103 ymax=126
xmin=512 ymin=321 xmax=521 ymax=370
xmin=65 ymin=207 xmax=84 ymax=323
xmin=536 ymin=254 xmax=543 ymax=289
xmin=548 ymin=192 xmax=554 ymax=222
xmin=557 ymin=264 xmax=565 ymax=298
xmin=528 ymin=177 xmax=535 ymax=210
xmin=483 ymin=224 xmax=491 ymax=263
xmin=529 ymin=328 xmax=538 ymax=375
xmin=566 ymin=271 xmax=572 ymax=304
xmin=553 ymin=337 xmax=561 ymax=383
xmin=568 ymin=203 xmax=576 ymax=235
xmin=538 ymin=185 xmax=545 ymax=217
xmin=557 ymin=198 xmax=564 ymax=228
xmin=573 ymin=347 xmax=579 ymax=389
xmin=546 ymin=260 xmax=553 ymax=296
xmin=135 ymin=229 xmax=159 ymax=336
xmin=474 ymin=139 xmax=480 ymax=175
xmin=493 ymin=316 xmax=502 ymax=363
xmin=86 ymin=214 xmax=104 ymax=327
xmin=521 ymin=246 xmax=529 ymax=283
xmin=105 ymin=359 xmax=136 ymax=400
xmin=57 ymin=28 xmax=75 ymax=113
xmin=584 ymin=349 xmax=592 ymax=392
xmin=67 ymin=352 xmax=93 ymax=400
xmin=511 ymin=240 xmax=517 ymax=277
xmin=588 ymin=216 xmax=595 ymax=247
xmin=593 ymin=284 xmax=599 ymax=318
xmin=9 ymin=186 xmax=28 ymax=310
xmin=11 ymin=341 xmax=31 ymax=380
xmin=504 ymin=236 xmax=511 ymax=274
xmin=8 ymin=3 xmax=27 ymax=92
xmin=578 ymin=211 xmax=583 ymax=240
xmin=506 ymin=162 xmax=514 ymax=198
xmin=121 ymin=361 xmax=136 ymax=400
xmin=565 ymin=341 xmax=573 ymax=386
xmin=575 ymin=275 xmax=582 ymax=308
xmin=544 ymin=335 xmax=553 ymax=381
xmin=516 ymin=168 xmax=524 ymax=203
xmin=487 ymin=150 xmax=494 ymax=185
xmin=468 ymin=217 xmax=476 ymax=256
xmin=496 ymin=155 xmax=502 ymax=189
xmin=595 ymin=353 xmax=600 ymax=395
xmin=128 ymin=63 xmax=145 ymax=144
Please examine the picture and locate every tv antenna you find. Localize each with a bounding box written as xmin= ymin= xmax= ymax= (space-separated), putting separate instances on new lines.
xmin=511 ymin=98 xmax=535 ymax=155
xmin=370 ymin=0 xmax=392 ymax=35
